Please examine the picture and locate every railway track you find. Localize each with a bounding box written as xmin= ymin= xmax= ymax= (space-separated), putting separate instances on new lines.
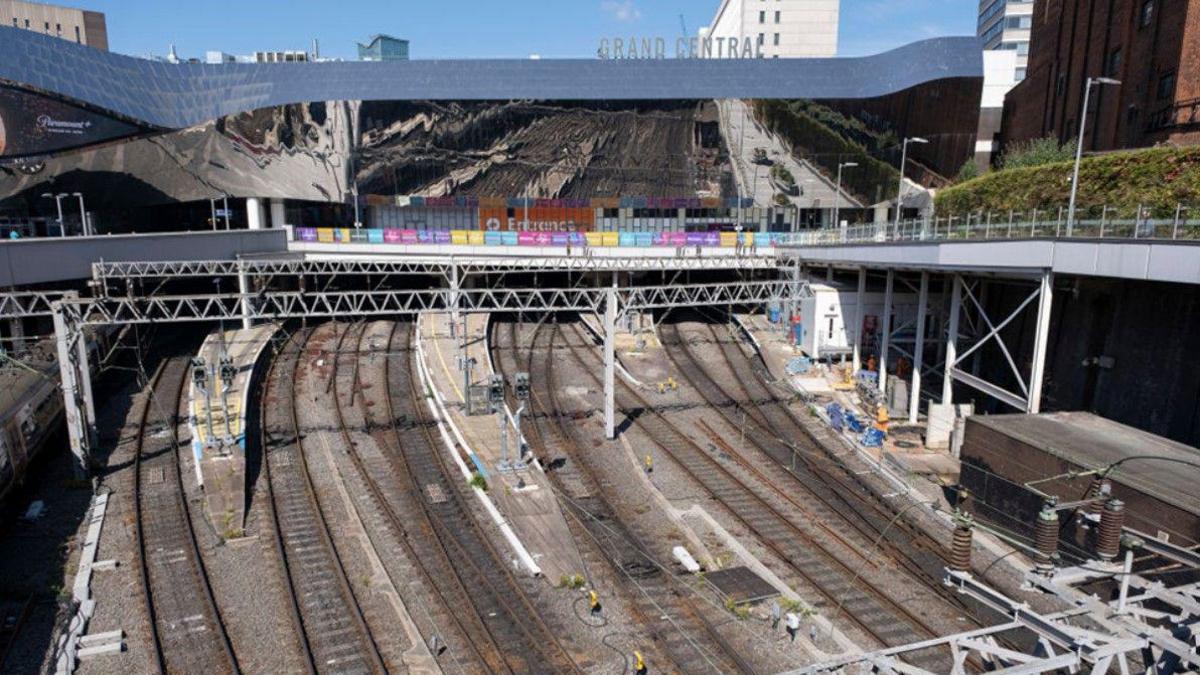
xmin=492 ymin=315 xmax=758 ymax=675
xmin=381 ymin=319 xmax=582 ymax=675
xmin=664 ymin=317 xmax=965 ymax=600
xmin=260 ymin=329 xmax=386 ymax=675
xmin=326 ymin=319 xmax=522 ymax=674
xmin=559 ymin=319 xmax=948 ymax=661
xmin=132 ymin=355 xmax=239 ymax=675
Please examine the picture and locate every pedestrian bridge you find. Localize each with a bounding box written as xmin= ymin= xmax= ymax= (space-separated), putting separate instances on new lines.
xmin=775 ymin=220 xmax=1200 ymax=284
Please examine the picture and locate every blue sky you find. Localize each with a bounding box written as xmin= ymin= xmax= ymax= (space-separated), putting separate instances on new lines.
xmin=78 ymin=0 xmax=975 ymax=60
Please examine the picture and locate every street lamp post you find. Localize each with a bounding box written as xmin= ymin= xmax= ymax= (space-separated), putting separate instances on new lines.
xmin=72 ymin=193 xmax=88 ymax=236
xmin=41 ymin=193 xmax=67 ymax=237
xmin=833 ymin=161 xmax=858 ymax=230
xmin=1067 ymin=77 xmax=1121 ymax=235
xmin=895 ymin=137 xmax=929 ymax=230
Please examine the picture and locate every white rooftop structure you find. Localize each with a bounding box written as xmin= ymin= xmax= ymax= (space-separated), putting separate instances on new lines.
xmin=702 ymin=0 xmax=839 ymax=58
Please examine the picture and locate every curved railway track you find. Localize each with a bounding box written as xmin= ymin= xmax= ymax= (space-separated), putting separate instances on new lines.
xmin=491 ymin=315 xmax=758 ymax=675
xmin=662 ymin=316 xmax=968 ymax=601
xmin=132 ymin=355 xmax=240 ymax=675
xmin=379 ymin=319 xmax=582 ymax=675
xmin=260 ymin=329 xmax=386 ymax=675
xmin=558 ymin=319 xmax=948 ymax=661
xmin=326 ymin=319 xmax=528 ymax=674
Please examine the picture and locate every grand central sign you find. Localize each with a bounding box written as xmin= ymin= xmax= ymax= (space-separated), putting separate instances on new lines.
xmin=598 ymin=36 xmax=764 ymax=60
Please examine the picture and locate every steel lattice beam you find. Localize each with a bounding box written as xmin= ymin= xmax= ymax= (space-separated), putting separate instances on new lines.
xmin=91 ymin=254 xmax=780 ymax=285
xmin=57 ymin=280 xmax=793 ymax=326
xmin=0 ymin=291 xmax=74 ymax=319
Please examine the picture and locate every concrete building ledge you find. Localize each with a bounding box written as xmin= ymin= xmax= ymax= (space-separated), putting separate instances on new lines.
xmin=0 ymin=229 xmax=288 ymax=286
xmin=780 ymin=238 xmax=1200 ymax=284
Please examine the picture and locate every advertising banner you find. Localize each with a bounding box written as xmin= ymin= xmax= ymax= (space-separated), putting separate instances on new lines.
xmin=0 ymin=85 xmax=146 ymax=158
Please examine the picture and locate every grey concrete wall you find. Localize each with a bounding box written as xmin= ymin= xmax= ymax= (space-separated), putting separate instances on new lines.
xmin=0 ymin=229 xmax=287 ymax=286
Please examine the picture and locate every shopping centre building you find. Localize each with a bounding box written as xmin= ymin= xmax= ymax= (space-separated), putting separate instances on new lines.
xmin=0 ymin=26 xmax=985 ymax=235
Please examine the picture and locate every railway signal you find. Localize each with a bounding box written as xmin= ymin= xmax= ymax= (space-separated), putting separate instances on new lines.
xmin=512 ymin=372 xmax=530 ymax=470
xmin=191 ymin=356 xmax=216 ymax=446
xmin=489 ymin=375 xmax=513 ymax=471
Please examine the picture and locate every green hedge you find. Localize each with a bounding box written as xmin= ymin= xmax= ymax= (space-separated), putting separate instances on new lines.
xmin=935 ymin=146 xmax=1200 ymax=217
xmin=753 ymin=99 xmax=899 ymax=206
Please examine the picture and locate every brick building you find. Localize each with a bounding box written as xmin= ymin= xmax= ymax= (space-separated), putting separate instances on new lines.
xmin=1001 ymin=0 xmax=1200 ymax=154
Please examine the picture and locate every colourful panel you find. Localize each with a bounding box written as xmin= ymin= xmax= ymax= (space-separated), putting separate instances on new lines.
xmin=383 ymin=228 xmax=403 ymax=243
xmin=367 ymin=229 xmax=384 ymax=243
xmin=316 ymin=228 xmax=334 ymax=243
xmin=550 ymin=232 xmax=569 ymax=246
xmin=296 ymin=227 xmax=318 ymax=242
xmin=585 ymin=232 xmax=605 ymax=247
xmin=417 ymin=229 xmax=434 ymax=243
xmin=601 ymin=232 xmax=619 ymax=247
xmin=484 ymin=231 xmax=503 ymax=246
xmin=450 ymin=230 xmax=469 ymax=245
xmin=741 ymin=232 xmax=755 ymax=247
xmin=618 ymin=232 xmax=637 ymax=247
xmin=401 ymin=229 xmax=419 ymax=244
xmin=635 ymin=233 xmax=653 ymax=246
xmin=501 ymin=231 xmax=519 ymax=246
xmin=350 ymin=228 xmax=369 ymax=243
xmin=466 ymin=231 xmax=485 ymax=245
xmin=434 ymin=230 xmax=451 ymax=244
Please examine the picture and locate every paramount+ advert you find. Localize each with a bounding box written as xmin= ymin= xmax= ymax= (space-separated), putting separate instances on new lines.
xmin=0 ymin=85 xmax=144 ymax=159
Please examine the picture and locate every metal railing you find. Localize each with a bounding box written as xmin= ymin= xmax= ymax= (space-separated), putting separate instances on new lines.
xmin=777 ymin=205 xmax=1200 ymax=246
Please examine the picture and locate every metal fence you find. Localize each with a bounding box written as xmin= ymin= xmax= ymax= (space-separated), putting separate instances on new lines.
xmin=777 ymin=204 xmax=1200 ymax=246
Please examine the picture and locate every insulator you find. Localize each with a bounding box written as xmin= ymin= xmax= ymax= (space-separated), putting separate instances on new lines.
xmin=1096 ymin=499 xmax=1125 ymax=561
xmin=950 ymin=515 xmax=974 ymax=573
xmin=1084 ymin=476 xmax=1109 ymax=517
xmin=1034 ymin=505 xmax=1059 ymax=571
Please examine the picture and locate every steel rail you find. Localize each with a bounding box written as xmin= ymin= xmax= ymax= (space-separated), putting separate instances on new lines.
xmin=132 ymin=355 xmax=240 ymax=675
xmin=561 ymin=320 xmax=943 ymax=656
xmin=261 ymin=328 xmax=386 ymax=675
xmin=493 ymin=314 xmax=757 ymax=675
xmin=384 ymin=320 xmax=582 ymax=675
xmin=328 ymin=320 xmax=508 ymax=674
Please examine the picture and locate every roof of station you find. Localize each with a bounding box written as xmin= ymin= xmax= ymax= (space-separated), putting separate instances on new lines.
xmin=0 ymin=26 xmax=983 ymax=129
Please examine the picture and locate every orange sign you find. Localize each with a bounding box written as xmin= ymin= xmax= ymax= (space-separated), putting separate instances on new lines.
xmin=479 ymin=206 xmax=595 ymax=232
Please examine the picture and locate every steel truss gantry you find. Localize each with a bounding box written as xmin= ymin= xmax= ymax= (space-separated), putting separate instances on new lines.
xmin=0 ymin=290 xmax=73 ymax=319
xmin=89 ymin=254 xmax=779 ymax=288
xmin=49 ymin=274 xmax=801 ymax=478
xmin=796 ymin=564 xmax=1198 ymax=674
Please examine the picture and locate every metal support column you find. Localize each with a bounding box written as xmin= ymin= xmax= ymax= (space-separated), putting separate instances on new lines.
xmin=52 ymin=300 xmax=93 ymax=479
xmin=942 ymin=274 xmax=961 ymax=404
xmin=1027 ymin=271 xmax=1053 ymax=414
xmin=604 ymin=278 xmax=617 ymax=440
xmin=908 ymin=271 xmax=929 ymax=424
xmin=7 ymin=318 xmax=25 ymax=356
xmin=237 ymin=261 xmax=252 ymax=330
xmin=852 ymin=267 xmax=865 ymax=374
xmin=878 ymin=269 xmax=894 ymax=396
